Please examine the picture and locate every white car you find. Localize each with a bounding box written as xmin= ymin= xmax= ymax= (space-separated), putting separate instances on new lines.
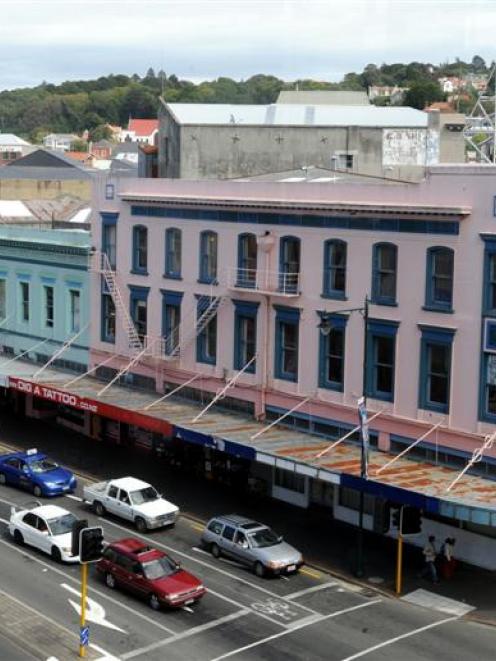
xmin=9 ymin=502 xmax=80 ymax=563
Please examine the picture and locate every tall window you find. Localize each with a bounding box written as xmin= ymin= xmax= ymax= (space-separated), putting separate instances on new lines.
xmin=275 ymin=306 xmax=299 ymax=381
xmin=20 ymin=282 xmax=29 ymax=322
xmin=132 ymin=299 xmax=147 ymax=341
xmin=162 ymin=291 xmax=183 ymax=356
xmin=69 ymin=290 xmax=81 ymax=332
xmin=318 ymin=314 xmax=347 ymax=391
xmin=366 ymin=321 xmax=399 ymax=401
xmin=197 ymin=305 xmax=217 ymax=365
xmin=279 ymin=236 xmax=300 ymax=294
xmin=233 ymin=300 xmax=258 ymax=372
xmin=102 ymin=223 xmax=117 ymax=269
xmin=0 ymin=279 xmax=6 ymax=320
xmin=372 ymin=243 xmax=397 ymax=305
xmin=237 ymin=233 xmax=257 ymax=287
xmin=419 ymin=327 xmax=455 ymax=413
xmin=485 ymin=252 xmax=496 ymax=313
xmin=43 ymin=286 xmax=54 ymax=328
xmin=132 ymin=225 xmax=148 ymax=273
xmin=425 ymin=247 xmax=454 ymax=311
xmin=323 ymin=240 xmax=347 ymax=298
xmin=199 ymin=231 xmax=218 ymax=283
xmin=165 ymin=228 xmax=182 ymax=279
xmin=101 ymin=294 xmax=116 ymax=343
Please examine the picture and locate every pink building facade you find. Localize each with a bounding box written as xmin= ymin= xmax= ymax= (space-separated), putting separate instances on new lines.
xmin=90 ymin=167 xmax=496 ymax=567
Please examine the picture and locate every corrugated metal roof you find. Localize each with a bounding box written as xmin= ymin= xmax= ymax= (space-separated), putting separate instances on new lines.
xmin=277 ymin=91 xmax=370 ymax=106
xmin=165 ymin=103 xmax=429 ymax=128
xmin=0 ymin=134 xmax=31 ymax=147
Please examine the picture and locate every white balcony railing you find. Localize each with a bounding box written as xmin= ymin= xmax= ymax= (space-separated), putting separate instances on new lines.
xmin=226 ymin=268 xmax=300 ymax=296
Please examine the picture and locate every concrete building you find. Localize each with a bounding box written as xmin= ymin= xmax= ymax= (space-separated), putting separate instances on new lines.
xmin=0 ymin=226 xmax=90 ymax=376
xmin=0 ymin=134 xmax=33 ymax=166
xmin=157 ymin=101 xmax=459 ymax=182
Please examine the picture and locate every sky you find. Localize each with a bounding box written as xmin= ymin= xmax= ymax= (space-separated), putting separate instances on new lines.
xmin=0 ymin=0 xmax=494 ymax=90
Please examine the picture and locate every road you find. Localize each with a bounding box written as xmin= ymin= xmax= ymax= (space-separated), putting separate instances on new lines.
xmin=0 ymin=471 xmax=495 ymax=660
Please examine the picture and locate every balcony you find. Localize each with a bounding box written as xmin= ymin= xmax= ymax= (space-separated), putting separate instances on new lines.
xmin=226 ymin=268 xmax=300 ymax=297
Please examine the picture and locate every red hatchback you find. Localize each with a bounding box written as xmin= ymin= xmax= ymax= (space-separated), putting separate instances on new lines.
xmin=97 ymin=538 xmax=206 ymax=610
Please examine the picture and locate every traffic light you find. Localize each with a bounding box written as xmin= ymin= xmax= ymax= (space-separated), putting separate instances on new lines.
xmin=392 ymin=507 xmax=402 ymax=530
xmin=79 ymin=526 xmax=104 ymax=563
xmin=71 ymin=519 xmax=88 ymax=557
xmin=373 ymin=498 xmax=390 ymax=533
xmin=401 ymin=507 xmax=422 ymax=535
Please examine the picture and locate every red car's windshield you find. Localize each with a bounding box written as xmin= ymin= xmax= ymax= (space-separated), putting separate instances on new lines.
xmin=142 ymin=556 xmax=179 ymax=580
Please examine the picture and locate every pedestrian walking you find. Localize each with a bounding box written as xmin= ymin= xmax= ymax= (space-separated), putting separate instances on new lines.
xmin=420 ymin=535 xmax=439 ymax=583
xmin=441 ymin=537 xmax=456 ymax=579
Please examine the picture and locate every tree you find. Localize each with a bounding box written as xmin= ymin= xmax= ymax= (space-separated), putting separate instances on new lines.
xmin=89 ymin=124 xmax=113 ymax=142
xmin=404 ymin=81 xmax=444 ymax=109
xmin=471 ymin=55 xmax=486 ymax=72
xmin=145 ymin=67 xmax=156 ymax=79
xmin=71 ymin=138 xmax=88 ymax=152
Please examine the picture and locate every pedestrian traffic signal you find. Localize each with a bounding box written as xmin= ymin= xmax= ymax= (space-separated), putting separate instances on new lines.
xmin=79 ymin=526 xmax=104 ymax=563
xmin=392 ymin=507 xmax=402 ymax=530
xmin=401 ymin=507 xmax=422 ymax=535
xmin=71 ymin=519 xmax=88 ymax=557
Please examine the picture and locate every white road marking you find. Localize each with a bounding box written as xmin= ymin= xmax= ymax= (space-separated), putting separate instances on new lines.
xmin=251 ymin=598 xmax=299 ymax=621
xmin=285 ymin=581 xmax=338 ymax=600
xmin=90 ymin=642 xmax=121 ymax=661
xmin=62 ymin=582 xmax=126 ymax=632
xmin=181 ymin=606 xmax=194 ymax=613
xmin=121 ymin=610 xmax=251 ymax=660
xmin=65 ymin=494 xmax=83 ymax=502
xmin=401 ymin=589 xmax=475 ymax=617
xmin=338 ymin=615 xmax=458 ymax=661
xmin=206 ymin=587 xmax=292 ymax=629
xmin=208 ymin=599 xmax=382 ymax=661
xmin=0 ymin=538 xmax=178 ymax=636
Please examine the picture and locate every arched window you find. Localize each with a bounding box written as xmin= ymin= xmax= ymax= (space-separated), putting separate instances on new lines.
xmin=199 ymin=231 xmax=218 ymax=283
xmin=237 ymin=233 xmax=257 ymax=287
xmin=323 ymin=239 xmax=347 ymax=298
xmin=165 ymin=227 xmax=182 ymax=278
xmin=425 ymin=247 xmax=454 ymax=311
xmin=279 ymin=236 xmax=300 ymax=294
xmin=132 ymin=225 xmax=148 ymax=273
xmin=372 ymin=242 xmax=397 ymax=305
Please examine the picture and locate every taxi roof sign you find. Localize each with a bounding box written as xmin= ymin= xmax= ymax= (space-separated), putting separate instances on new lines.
xmin=26 ymin=448 xmax=38 ymax=455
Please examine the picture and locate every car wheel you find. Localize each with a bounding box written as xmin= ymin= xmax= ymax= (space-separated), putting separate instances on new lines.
xmin=13 ymin=530 xmax=24 ymax=546
xmin=105 ymin=573 xmax=116 ymax=589
xmin=33 ymin=485 xmax=43 ymax=498
xmin=0 ymin=472 xmax=6 ymax=485
xmin=211 ymin=543 xmax=221 ymax=559
xmin=93 ymin=501 xmax=105 ymax=517
xmin=254 ymin=561 xmax=265 ymax=578
xmin=135 ymin=517 xmax=147 ymax=533
xmin=51 ymin=546 xmax=62 ymax=563
xmin=149 ymin=594 xmax=161 ymax=611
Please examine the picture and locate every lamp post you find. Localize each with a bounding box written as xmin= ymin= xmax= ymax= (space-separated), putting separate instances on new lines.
xmin=318 ymin=295 xmax=369 ymax=578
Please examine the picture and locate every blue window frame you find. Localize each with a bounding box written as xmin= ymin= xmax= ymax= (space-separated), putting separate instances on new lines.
xmin=101 ymin=294 xmax=116 ymax=343
xmin=161 ymin=290 xmax=183 ymax=355
xmin=199 ymin=231 xmax=218 ymax=284
xmin=279 ymin=236 xmax=300 ymax=294
xmin=425 ymin=247 xmax=454 ymax=312
xmin=318 ymin=312 xmax=347 ymax=391
xmin=482 ymin=238 xmax=496 ymax=315
xmin=233 ymin=300 xmax=259 ymax=372
xmin=132 ymin=225 xmax=148 ymax=274
xmin=196 ymin=297 xmax=217 ymax=364
xmin=165 ymin=228 xmax=182 ymax=279
xmin=419 ymin=325 xmax=455 ymax=413
xmin=101 ymin=213 xmax=118 ymax=269
xmin=237 ymin=233 xmax=257 ymax=288
xmin=128 ymin=285 xmax=149 ymax=341
xmin=274 ymin=305 xmax=300 ymax=381
xmin=366 ymin=319 xmax=399 ymax=401
xmin=372 ymin=243 xmax=397 ymax=305
xmin=323 ymin=240 xmax=347 ymax=299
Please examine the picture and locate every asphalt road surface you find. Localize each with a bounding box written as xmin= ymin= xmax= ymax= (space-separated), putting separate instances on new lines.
xmin=0 ymin=472 xmax=496 ymax=661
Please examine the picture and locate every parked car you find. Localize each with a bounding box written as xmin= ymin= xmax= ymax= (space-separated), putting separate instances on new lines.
xmin=97 ymin=537 xmax=206 ymax=610
xmin=9 ymin=501 xmax=79 ymax=563
xmin=0 ymin=449 xmax=77 ymax=497
xmin=83 ymin=477 xmax=179 ymax=532
xmin=201 ymin=514 xmax=304 ymax=577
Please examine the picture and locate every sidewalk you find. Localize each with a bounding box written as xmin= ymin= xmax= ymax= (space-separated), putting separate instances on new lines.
xmin=1 ymin=412 xmax=495 ymax=626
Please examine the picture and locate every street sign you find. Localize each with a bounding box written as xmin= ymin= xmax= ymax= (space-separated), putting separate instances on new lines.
xmin=80 ymin=626 xmax=89 ymax=647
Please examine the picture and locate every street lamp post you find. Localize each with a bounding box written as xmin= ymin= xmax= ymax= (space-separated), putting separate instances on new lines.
xmin=318 ymin=295 xmax=370 ymax=578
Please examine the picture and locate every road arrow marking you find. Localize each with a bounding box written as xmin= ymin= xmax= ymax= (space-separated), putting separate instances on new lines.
xmin=61 ymin=583 xmax=126 ymax=632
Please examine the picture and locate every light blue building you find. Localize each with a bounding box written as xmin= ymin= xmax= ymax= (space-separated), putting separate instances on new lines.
xmin=0 ymin=226 xmax=90 ymax=372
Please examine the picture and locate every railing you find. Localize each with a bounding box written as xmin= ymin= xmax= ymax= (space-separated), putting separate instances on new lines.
xmin=226 ymin=268 xmax=300 ymax=296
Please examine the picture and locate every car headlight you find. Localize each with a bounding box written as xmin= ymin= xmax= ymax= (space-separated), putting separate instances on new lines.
xmin=61 ymin=547 xmax=71 ymax=553
xmin=268 ymin=560 xmax=284 ymax=569
xmin=44 ymin=482 xmax=58 ymax=488
xmin=166 ymin=593 xmax=180 ymax=601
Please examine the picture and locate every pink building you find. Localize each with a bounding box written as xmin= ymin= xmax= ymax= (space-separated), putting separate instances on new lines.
xmin=90 ymin=166 xmax=496 ymax=568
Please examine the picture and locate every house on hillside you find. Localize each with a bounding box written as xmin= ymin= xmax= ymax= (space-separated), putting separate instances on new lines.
xmin=42 ymin=133 xmax=79 ymax=152
xmin=120 ymin=119 xmax=158 ymax=145
xmin=368 ymin=86 xmax=408 ymax=104
xmin=0 ymin=134 xmax=33 ymax=166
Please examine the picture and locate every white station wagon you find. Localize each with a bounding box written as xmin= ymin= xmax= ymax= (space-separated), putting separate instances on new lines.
xmin=9 ymin=502 xmax=80 ymax=563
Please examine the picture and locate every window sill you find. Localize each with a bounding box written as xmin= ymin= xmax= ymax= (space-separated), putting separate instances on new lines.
xmin=130 ymin=269 xmax=149 ymax=276
xmin=422 ymin=305 xmax=454 ymax=314
xmin=163 ymin=273 xmax=183 ymax=281
xmin=101 ymin=337 xmax=116 ymax=344
xmin=197 ymin=278 xmax=218 ymax=286
xmin=371 ymin=299 xmax=398 ymax=307
xmin=368 ymin=391 xmax=394 ymax=402
xmin=419 ymin=403 xmax=449 ymax=414
xmin=321 ymin=292 xmax=347 ymax=301
xmin=318 ymin=381 xmax=344 ymax=392
xmin=275 ymin=373 xmax=298 ymax=383
xmin=197 ymin=358 xmax=216 ymax=366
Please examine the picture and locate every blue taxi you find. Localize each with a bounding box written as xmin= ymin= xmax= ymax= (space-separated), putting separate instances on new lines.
xmin=0 ymin=449 xmax=77 ymax=497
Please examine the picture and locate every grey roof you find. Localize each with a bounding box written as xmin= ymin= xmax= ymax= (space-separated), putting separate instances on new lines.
xmin=164 ymin=102 xmax=428 ymax=128
xmin=277 ymin=90 xmax=370 ymax=105
xmin=0 ymin=133 xmax=31 ymax=147
xmin=112 ymin=142 xmax=140 ymax=157
xmin=0 ymin=148 xmax=94 ymax=180
xmin=236 ymin=166 xmax=403 ymax=185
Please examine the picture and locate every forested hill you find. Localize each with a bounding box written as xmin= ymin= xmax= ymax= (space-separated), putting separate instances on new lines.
xmin=0 ymin=55 xmax=491 ymax=142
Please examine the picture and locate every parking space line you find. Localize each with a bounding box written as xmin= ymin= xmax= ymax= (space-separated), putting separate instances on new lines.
xmin=65 ymin=494 xmax=83 ymax=502
xmin=299 ymin=567 xmax=322 ymax=579
xmin=285 ymin=581 xmax=337 ymax=600
xmin=121 ymin=610 xmax=251 ymax=660
xmin=189 ymin=521 xmax=205 ymax=533
xmin=338 ymin=615 xmax=458 ymax=661
xmin=208 ymin=599 xmax=382 ymax=661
